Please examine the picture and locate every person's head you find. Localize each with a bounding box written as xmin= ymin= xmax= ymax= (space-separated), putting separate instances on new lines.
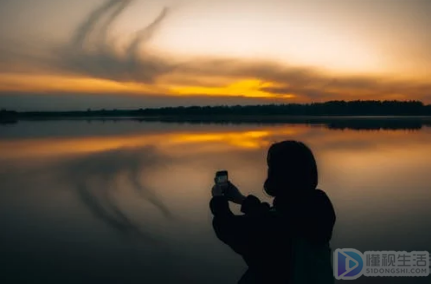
xmin=264 ymin=140 xmax=318 ymax=198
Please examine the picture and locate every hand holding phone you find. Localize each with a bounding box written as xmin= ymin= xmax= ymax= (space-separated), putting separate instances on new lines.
xmin=212 ymin=170 xmax=228 ymax=197
xmin=212 ymin=170 xmax=246 ymax=204
xmin=215 ymin=170 xmax=229 ymax=188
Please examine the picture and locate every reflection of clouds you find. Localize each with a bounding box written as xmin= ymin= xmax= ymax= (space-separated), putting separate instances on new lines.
xmin=2 ymin=122 xmax=431 ymax=161
xmin=0 ymin=127 xmax=303 ymax=159
xmin=1 ymin=122 xmax=431 ymax=245
xmin=55 ymin=146 xmax=173 ymax=239
xmin=0 ymin=146 xmax=174 ymax=240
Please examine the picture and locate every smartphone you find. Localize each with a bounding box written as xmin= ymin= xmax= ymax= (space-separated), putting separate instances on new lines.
xmin=215 ymin=170 xmax=229 ymax=187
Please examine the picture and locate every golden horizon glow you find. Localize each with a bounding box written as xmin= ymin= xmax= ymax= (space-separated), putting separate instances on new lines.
xmin=0 ymin=74 xmax=298 ymax=99
xmin=1 ymin=70 xmax=431 ymax=103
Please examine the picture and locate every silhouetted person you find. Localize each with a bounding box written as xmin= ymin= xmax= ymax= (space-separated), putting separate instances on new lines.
xmin=210 ymin=141 xmax=336 ymax=284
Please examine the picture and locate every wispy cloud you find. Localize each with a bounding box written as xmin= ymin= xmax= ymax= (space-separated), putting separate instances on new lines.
xmin=58 ymin=0 xmax=171 ymax=83
xmin=0 ymin=0 xmax=431 ymax=104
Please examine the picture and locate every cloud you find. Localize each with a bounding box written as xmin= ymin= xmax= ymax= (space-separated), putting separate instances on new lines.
xmin=161 ymin=58 xmax=431 ymax=102
xmin=0 ymin=0 xmax=431 ymax=105
xmin=57 ymin=0 xmax=171 ymax=83
xmin=48 ymin=0 xmax=431 ymax=101
xmin=71 ymin=0 xmax=131 ymax=49
xmin=0 ymin=91 xmax=283 ymax=111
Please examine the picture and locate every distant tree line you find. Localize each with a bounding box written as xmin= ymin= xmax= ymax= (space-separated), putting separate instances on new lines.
xmin=135 ymin=100 xmax=431 ymax=116
xmin=2 ymin=100 xmax=431 ymax=121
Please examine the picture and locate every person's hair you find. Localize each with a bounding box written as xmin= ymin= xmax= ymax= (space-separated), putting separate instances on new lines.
xmin=264 ymin=140 xmax=318 ymax=197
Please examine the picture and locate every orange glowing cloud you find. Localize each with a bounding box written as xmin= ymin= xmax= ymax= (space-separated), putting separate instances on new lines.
xmin=0 ymin=73 xmax=167 ymax=95
xmin=0 ymin=73 xmax=298 ymax=100
xmin=169 ymin=79 xmax=296 ymax=99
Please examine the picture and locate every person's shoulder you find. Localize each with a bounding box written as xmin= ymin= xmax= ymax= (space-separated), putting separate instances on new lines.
xmin=314 ymin=189 xmax=330 ymax=199
xmin=313 ymin=189 xmax=334 ymax=206
xmin=314 ymin=189 xmax=336 ymax=219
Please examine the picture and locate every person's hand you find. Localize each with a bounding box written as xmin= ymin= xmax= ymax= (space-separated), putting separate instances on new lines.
xmin=223 ymin=181 xmax=246 ymax=204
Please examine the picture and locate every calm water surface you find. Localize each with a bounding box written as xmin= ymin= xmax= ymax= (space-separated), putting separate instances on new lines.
xmin=1 ymin=120 xmax=430 ymax=284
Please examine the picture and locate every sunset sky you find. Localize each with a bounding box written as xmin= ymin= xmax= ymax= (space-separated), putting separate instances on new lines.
xmin=0 ymin=0 xmax=430 ymax=110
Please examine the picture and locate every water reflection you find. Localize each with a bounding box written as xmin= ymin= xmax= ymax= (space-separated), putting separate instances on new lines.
xmin=58 ymin=147 xmax=172 ymax=240
xmin=1 ymin=121 xmax=431 ymax=284
xmin=133 ymin=116 xmax=431 ymax=131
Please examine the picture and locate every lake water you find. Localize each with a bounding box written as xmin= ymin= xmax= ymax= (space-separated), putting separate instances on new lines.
xmin=1 ymin=119 xmax=430 ymax=284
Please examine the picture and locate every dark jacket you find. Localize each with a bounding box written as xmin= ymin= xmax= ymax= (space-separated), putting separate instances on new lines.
xmin=210 ymin=189 xmax=336 ymax=284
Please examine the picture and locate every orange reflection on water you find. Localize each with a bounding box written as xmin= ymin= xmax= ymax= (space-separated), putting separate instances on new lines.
xmin=0 ymin=127 xmax=302 ymax=159
xmin=170 ymin=130 xmax=275 ymax=149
